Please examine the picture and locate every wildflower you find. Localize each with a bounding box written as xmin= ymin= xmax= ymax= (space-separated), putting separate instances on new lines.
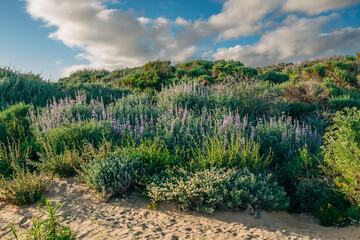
xmin=338 ymin=217 xmax=343 ymax=222
xmin=328 ymin=203 xmax=332 ymax=208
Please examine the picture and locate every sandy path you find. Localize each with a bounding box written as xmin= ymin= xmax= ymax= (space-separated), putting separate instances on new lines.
xmin=1 ymin=177 xmax=360 ymax=240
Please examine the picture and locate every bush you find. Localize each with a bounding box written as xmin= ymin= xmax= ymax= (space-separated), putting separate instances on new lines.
xmin=38 ymin=143 xmax=84 ymax=178
xmin=35 ymin=120 xmax=112 ymax=154
xmin=192 ymin=135 xmax=272 ymax=172
xmin=282 ymin=80 xmax=329 ymax=104
xmin=147 ymin=168 xmax=289 ymax=213
xmin=224 ymin=169 xmax=289 ymax=212
xmin=147 ymin=168 xmax=235 ymax=213
xmin=0 ymin=169 xmax=51 ymax=205
xmin=323 ymin=107 xmax=360 ymax=207
xmin=0 ymin=103 xmax=33 ymax=142
xmin=81 ymin=152 xmax=143 ymax=201
xmin=0 ymin=141 xmax=32 ymax=178
xmin=0 ymin=67 xmax=63 ymax=108
xmin=260 ymin=71 xmax=290 ymax=83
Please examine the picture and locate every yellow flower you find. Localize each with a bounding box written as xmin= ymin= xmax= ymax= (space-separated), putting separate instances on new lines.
xmin=338 ymin=217 xmax=343 ymax=222
xmin=328 ymin=203 xmax=332 ymax=208
xmin=336 ymin=183 xmax=343 ymax=188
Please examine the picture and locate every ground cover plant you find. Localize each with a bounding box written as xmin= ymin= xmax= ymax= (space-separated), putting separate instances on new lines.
xmin=1 ymin=51 xmax=360 ymax=228
xmin=2 ymin=198 xmax=77 ymax=240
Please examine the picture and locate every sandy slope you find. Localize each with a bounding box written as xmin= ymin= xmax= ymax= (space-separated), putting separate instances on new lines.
xmin=1 ymin=178 xmax=360 ymax=240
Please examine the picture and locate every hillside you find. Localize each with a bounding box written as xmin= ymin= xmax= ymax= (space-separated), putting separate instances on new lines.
xmin=1 ymin=52 xmax=360 ymax=239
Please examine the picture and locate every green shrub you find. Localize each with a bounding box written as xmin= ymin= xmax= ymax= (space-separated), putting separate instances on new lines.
xmin=329 ymin=67 xmax=357 ymax=87
xmin=323 ymin=107 xmax=360 ymax=207
xmin=345 ymin=55 xmax=355 ymax=61
xmin=0 ymin=169 xmax=51 ymax=205
xmin=147 ymin=168 xmax=235 ymax=213
xmin=192 ymin=135 xmax=272 ymax=172
xmin=81 ymin=152 xmax=143 ymax=201
xmin=147 ymin=168 xmax=289 ymax=213
xmin=224 ymin=169 xmax=289 ymax=212
xmin=0 ymin=143 xmax=13 ymax=178
xmin=38 ymin=143 xmax=84 ymax=178
xmin=0 ymin=103 xmax=33 ymax=142
xmin=293 ymin=179 xmax=336 ymax=214
xmin=0 ymin=141 xmax=32 ymax=178
xmin=36 ymin=120 xmax=112 ymax=154
xmin=303 ymin=65 xmax=326 ymax=79
xmin=315 ymin=192 xmax=353 ymax=227
xmin=260 ymin=71 xmax=289 ymax=83
xmin=355 ymin=52 xmax=360 ymax=64
xmin=0 ymin=67 xmax=64 ymax=108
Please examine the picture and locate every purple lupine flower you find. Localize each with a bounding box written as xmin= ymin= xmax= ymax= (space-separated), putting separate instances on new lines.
xmin=281 ymin=129 xmax=287 ymax=142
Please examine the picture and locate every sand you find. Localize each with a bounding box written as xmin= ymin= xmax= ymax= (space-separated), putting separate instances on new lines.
xmin=1 ymin=177 xmax=360 ymax=240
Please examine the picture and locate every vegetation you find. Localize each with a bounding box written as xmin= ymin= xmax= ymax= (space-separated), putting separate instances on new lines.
xmin=3 ymin=198 xmax=77 ymax=240
xmin=1 ymin=51 xmax=360 ymax=228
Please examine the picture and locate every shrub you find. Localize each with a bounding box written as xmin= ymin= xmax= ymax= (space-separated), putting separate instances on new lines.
xmin=81 ymin=152 xmax=143 ymax=201
xmin=38 ymin=143 xmax=84 ymax=178
xmin=303 ymin=65 xmax=326 ymax=80
xmin=35 ymin=120 xmax=112 ymax=154
xmin=147 ymin=168 xmax=289 ymax=213
xmin=0 ymin=169 xmax=51 ymax=205
xmin=147 ymin=168 xmax=235 ymax=213
xmin=329 ymin=67 xmax=357 ymax=87
xmin=0 ymin=67 xmax=63 ymax=108
xmin=260 ymin=71 xmax=289 ymax=84
xmin=315 ymin=191 xmax=355 ymax=227
xmin=293 ymin=179 xmax=336 ymax=214
xmin=323 ymin=107 xmax=360 ymax=207
xmin=224 ymin=169 xmax=289 ymax=212
xmin=282 ymin=80 xmax=329 ymax=104
xmin=0 ymin=141 xmax=32 ymax=178
xmin=0 ymin=103 xmax=33 ymax=142
xmin=0 ymin=143 xmax=13 ymax=178
xmin=192 ymin=135 xmax=272 ymax=172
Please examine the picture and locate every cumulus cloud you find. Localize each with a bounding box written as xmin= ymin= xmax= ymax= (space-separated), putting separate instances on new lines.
xmin=283 ymin=0 xmax=360 ymax=15
xmin=25 ymin=0 xmax=360 ymax=76
xmin=212 ymin=15 xmax=360 ymax=66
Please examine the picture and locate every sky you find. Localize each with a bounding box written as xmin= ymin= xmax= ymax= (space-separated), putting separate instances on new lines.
xmin=0 ymin=0 xmax=360 ymax=81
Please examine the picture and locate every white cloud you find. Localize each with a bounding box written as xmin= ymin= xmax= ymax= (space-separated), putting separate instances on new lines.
xmin=212 ymin=15 xmax=360 ymax=66
xmin=25 ymin=0 xmax=360 ymax=76
xmin=283 ymin=0 xmax=360 ymax=15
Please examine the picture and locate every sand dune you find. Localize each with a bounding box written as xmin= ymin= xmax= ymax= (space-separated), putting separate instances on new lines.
xmin=1 ymin=177 xmax=360 ymax=240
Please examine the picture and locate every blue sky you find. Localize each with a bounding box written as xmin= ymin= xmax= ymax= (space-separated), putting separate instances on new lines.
xmin=1 ymin=0 xmax=360 ymax=80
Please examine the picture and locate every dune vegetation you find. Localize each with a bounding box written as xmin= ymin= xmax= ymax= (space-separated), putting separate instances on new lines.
xmin=1 ymin=52 xmax=360 ymax=236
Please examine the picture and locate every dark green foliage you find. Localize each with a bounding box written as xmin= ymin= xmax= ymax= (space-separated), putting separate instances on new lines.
xmin=81 ymin=152 xmax=143 ymax=201
xmin=58 ymin=69 xmax=110 ymax=84
xmin=0 ymin=103 xmax=33 ymax=142
xmin=260 ymin=71 xmax=289 ymax=83
xmin=303 ymin=64 xmax=326 ymax=79
xmin=0 ymin=68 xmax=63 ymax=108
